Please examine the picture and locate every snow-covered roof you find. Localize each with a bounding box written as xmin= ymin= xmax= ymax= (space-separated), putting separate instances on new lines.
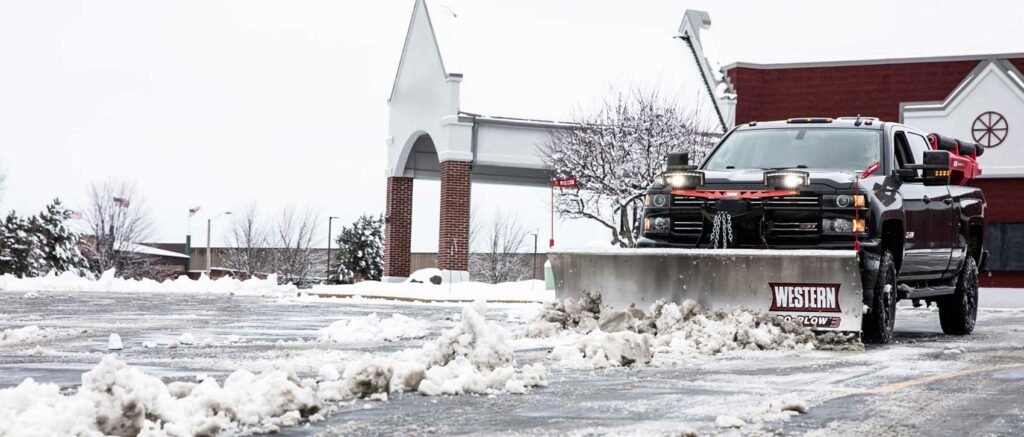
xmin=122 ymin=244 xmax=190 ymax=259
xmin=420 ymin=0 xmax=708 ymax=121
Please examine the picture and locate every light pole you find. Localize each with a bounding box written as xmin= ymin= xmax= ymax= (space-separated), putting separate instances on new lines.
xmin=326 ymin=216 xmax=339 ymax=283
xmin=206 ymin=211 xmax=231 ymax=274
xmin=186 ymin=206 xmax=200 ymax=272
xmin=530 ymin=231 xmax=539 ymax=281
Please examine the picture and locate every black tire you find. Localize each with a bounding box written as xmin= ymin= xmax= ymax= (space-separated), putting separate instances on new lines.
xmin=939 ymin=256 xmax=979 ymax=335
xmin=863 ymin=251 xmax=898 ymax=344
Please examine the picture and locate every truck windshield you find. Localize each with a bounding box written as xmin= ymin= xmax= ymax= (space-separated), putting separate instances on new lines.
xmin=702 ymin=128 xmax=882 ymax=172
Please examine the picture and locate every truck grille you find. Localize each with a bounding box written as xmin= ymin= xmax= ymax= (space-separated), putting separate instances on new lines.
xmin=671 ymin=218 xmax=704 ymax=234
xmin=765 ymin=196 xmax=820 ymax=208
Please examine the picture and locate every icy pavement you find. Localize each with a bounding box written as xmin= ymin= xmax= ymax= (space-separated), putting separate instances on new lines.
xmin=2 ymin=289 xmax=1024 ymax=435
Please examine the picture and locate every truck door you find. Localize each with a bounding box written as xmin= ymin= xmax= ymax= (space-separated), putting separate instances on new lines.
xmin=894 ymin=130 xmax=942 ymax=278
xmin=906 ymin=132 xmax=955 ymax=274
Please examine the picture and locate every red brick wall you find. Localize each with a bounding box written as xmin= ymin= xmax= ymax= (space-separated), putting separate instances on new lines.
xmin=969 ymin=178 xmax=1024 ymax=287
xmin=383 ymin=177 xmax=413 ymax=277
xmin=727 ymin=61 xmax=980 ymax=123
xmin=438 ymin=161 xmax=472 ymax=271
xmin=1011 ymin=59 xmax=1024 ymax=75
xmin=969 ymin=178 xmax=1024 ymax=223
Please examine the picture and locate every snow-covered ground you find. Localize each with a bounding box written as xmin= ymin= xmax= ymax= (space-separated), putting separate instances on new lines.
xmin=0 ymin=270 xmax=297 ymax=296
xmin=1 ymin=283 xmax=1023 ymax=435
xmin=310 ymin=276 xmax=553 ymax=303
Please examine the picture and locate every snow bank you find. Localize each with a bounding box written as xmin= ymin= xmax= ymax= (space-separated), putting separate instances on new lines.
xmin=527 ymin=292 xmax=861 ymax=369
xmin=0 ymin=269 xmax=298 ymax=297
xmin=310 ymin=278 xmax=552 ymax=303
xmin=317 ymin=302 xmax=547 ymax=400
xmin=319 ymin=313 xmax=430 ymax=343
xmin=0 ymin=355 xmax=320 ymax=436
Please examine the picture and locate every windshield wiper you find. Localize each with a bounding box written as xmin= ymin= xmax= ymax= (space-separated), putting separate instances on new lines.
xmin=762 ymin=165 xmax=808 ymax=170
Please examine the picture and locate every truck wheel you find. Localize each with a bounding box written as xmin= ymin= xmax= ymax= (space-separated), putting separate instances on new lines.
xmin=862 ymin=251 xmax=897 ymax=344
xmin=939 ymin=256 xmax=979 ymax=335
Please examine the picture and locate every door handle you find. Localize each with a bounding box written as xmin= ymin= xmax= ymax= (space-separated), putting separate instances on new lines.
xmin=922 ymin=196 xmax=931 ymax=204
xmin=944 ymin=198 xmax=953 ymax=205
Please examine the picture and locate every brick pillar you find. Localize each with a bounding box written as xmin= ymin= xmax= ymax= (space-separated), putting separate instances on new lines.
xmin=383 ymin=176 xmax=413 ymax=278
xmin=438 ymin=160 xmax=472 ymax=272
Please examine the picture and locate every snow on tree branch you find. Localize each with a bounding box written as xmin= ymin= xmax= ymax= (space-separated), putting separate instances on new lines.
xmin=541 ymin=87 xmax=718 ymax=247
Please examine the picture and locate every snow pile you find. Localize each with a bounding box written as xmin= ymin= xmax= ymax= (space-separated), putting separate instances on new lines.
xmin=0 ymin=355 xmax=320 ymax=436
xmin=406 ymin=268 xmax=443 ymax=285
xmin=0 ymin=325 xmax=68 ymax=347
xmin=319 ymin=313 xmax=430 ymax=343
xmin=528 ymin=292 xmax=861 ymax=369
xmin=317 ymin=302 xmax=548 ymax=400
xmin=550 ymin=330 xmax=652 ymax=369
xmin=0 ymin=269 xmax=298 ymax=297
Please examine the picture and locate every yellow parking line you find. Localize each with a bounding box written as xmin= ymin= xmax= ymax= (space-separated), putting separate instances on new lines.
xmin=870 ymin=363 xmax=1024 ymax=394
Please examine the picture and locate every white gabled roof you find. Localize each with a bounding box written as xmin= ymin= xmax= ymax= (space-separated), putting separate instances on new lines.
xmin=418 ymin=0 xmax=711 ymax=122
xmin=122 ymin=243 xmax=190 ymax=259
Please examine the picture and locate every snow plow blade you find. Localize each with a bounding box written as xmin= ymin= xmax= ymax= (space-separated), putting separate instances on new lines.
xmin=548 ymin=248 xmax=864 ymax=332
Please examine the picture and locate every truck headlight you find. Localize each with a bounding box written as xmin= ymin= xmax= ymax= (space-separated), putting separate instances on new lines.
xmin=654 ymin=217 xmax=669 ymax=231
xmin=663 ymin=171 xmax=704 ymax=189
xmin=644 ymin=216 xmax=670 ymax=233
xmin=834 ymin=194 xmax=866 ymax=208
xmin=764 ymin=171 xmax=810 ymax=189
xmin=823 ymin=218 xmax=866 ymax=234
xmin=645 ymin=193 xmax=668 ymax=207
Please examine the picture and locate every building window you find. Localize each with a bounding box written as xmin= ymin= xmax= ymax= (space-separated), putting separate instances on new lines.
xmin=985 ymin=223 xmax=1024 ymax=271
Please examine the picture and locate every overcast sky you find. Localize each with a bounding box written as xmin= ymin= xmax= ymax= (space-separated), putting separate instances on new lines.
xmin=1 ymin=0 xmax=1021 ymax=251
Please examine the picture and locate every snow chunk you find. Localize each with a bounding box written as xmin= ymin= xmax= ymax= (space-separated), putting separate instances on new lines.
xmin=178 ymin=333 xmax=196 ymax=345
xmin=318 ymin=364 xmax=340 ymax=382
xmin=107 ymin=334 xmax=123 ymax=351
xmin=716 ymin=415 xmax=746 ymax=428
xmin=319 ymin=313 xmax=429 ymax=343
xmin=770 ymin=394 xmax=809 ymax=414
xmin=551 ymin=330 xmax=652 ymax=369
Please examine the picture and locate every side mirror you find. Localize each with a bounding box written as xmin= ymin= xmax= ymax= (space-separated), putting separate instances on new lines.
xmin=666 ymin=152 xmax=696 ymax=170
xmin=895 ymin=168 xmax=917 ymax=182
xmin=901 ymin=150 xmax=951 ymax=186
xmin=921 ymin=150 xmax=951 ymax=186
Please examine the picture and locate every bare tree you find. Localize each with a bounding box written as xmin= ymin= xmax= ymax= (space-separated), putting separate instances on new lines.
xmin=542 ymin=87 xmax=717 ymax=247
xmin=470 ymin=210 xmax=530 ymax=284
xmin=80 ymin=180 xmax=155 ymax=278
xmin=270 ymin=205 xmax=320 ymax=284
xmin=224 ymin=202 xmax=271 ymax=277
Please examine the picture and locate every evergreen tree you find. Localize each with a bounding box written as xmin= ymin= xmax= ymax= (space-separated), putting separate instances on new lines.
xmin=333 ymin=214 xmax=384 ymax=283
xmin=0 ymin=199 xmax=89 ymax=277
xmin=0 ymin=211 xmax=43 ymax=276
xmin=30 ymin=199 xmax=90 ymax=275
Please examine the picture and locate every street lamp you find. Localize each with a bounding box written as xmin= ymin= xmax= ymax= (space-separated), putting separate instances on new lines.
xmin=186 ymin=206 xmax=200 ymax=272
xmin=206 ymin=211 xmax=231 ymax=274
xmin=326 ymin=216 xmax=339 ymax=284
xmin=529 ymin=231 xmax=539 ymax=284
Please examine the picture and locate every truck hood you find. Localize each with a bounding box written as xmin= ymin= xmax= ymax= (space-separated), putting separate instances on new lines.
xmin=700 ymin=169 xmax=860 ymax=190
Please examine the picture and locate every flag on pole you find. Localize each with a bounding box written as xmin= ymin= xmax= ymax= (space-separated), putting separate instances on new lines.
xmin=113 ymin=197 xmax=130 ymax=208
xmin=69 ymin=210 xmax=83 ymax=220
xmin=189 ymin=206 xmax=201 ymax=217
xmin=552 ymin=176 xmax=578 ymax=188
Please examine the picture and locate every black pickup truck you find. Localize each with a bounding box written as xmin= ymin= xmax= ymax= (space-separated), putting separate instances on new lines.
xmin=639 ymin=117 xmax=987 ymax=343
